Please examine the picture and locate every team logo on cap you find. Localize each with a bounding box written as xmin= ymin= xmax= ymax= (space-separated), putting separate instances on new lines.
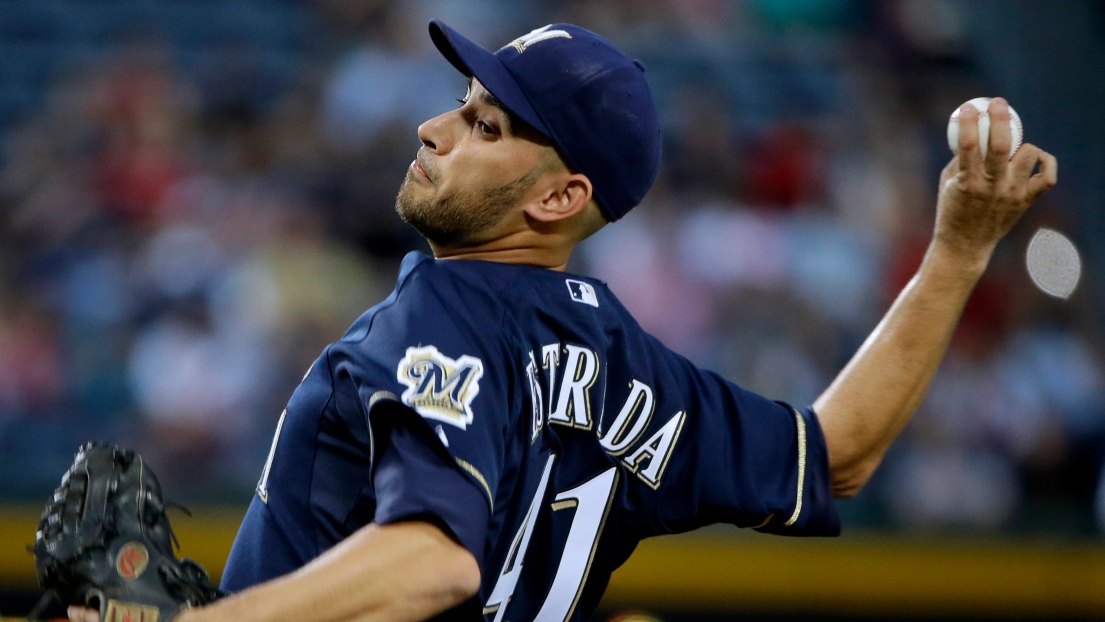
xmin=397 ymin=346 xmax=484 ymax=430
xmin=504 ymin=25 xmax=572 ymax=53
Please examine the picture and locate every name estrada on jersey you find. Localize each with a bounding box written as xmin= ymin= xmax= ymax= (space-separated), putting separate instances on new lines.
xmin=222 ymin=251 xmax=840 ymax=621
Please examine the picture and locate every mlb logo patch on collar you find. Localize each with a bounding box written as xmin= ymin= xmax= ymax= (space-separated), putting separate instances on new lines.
xmin=566 ymin=279 xmax=599 ymax=307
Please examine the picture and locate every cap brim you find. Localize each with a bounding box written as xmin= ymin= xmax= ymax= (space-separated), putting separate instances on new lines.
xmin=429 ymin=20 xmax=551 ymax=138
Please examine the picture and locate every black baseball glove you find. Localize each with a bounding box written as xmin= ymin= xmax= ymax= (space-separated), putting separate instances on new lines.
xmin=31 ymin=443 xmax=224 ymax=621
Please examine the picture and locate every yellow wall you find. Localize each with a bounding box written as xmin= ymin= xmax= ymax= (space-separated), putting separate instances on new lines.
xmin=5 ymin=507 xmax=1105 ymax=618
xmin=604 ymin=531 xmax=1105 ymax=618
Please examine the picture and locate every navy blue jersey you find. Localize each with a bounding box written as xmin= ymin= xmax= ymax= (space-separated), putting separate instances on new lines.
xmin=222 ymin=251 xmax=840 ymax=621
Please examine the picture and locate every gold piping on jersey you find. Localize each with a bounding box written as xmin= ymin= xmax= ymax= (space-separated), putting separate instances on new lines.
xmin=784 ymin=408 xmax=807 ymax=527
xmin=367 ymin=391 xmax=400 ymax=408
xmin=551 ymin=499 xmax=578 ymax=512
xmin=752 ymin=513 xmax=774 ymax=529
xmin=456 ymin=457 xmax=495 ymax=512
xmin=366 ymin=391 xmax=401 ymax=472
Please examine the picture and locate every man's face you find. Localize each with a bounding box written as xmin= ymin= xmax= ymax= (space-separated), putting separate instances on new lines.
xmin=396 ymin=79 xmax=551 ymax=248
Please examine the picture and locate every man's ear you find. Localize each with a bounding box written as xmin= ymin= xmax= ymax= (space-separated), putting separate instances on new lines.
xmin=524 ymin=172 xmax=593 ymax=223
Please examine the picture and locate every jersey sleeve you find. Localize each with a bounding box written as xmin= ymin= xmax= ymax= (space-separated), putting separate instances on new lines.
xmin=647 ymin=348 xmax=840 ymax=537
xmin=332 ymin=257 xmax=518 ymax=531
xmin=371 ymin=407 xmax=490 ymax=566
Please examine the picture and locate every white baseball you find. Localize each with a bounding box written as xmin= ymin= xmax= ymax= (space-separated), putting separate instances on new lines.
xmin=947 ymin=97 xmax=1023 ymax=159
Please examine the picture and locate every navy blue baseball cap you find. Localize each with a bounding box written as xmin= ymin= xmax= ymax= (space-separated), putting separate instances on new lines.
xmin=429 ymin=20 xmax=662 ymax=222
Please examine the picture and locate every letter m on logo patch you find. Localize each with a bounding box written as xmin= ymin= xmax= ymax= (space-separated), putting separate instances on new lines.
xmin=397 ymin=346 xmax=484 ymax=430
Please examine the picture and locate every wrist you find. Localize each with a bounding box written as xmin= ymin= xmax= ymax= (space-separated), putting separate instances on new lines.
xmin=923 ymin=236 xmax=993 ymax=283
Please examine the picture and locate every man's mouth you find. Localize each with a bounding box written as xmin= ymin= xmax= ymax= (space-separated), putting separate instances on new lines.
xmin=411 ymin=158 xmax=433 ymax=184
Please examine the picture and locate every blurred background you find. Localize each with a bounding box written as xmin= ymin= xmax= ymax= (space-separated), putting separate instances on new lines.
xmin=0 ymin=0 xmax=1104 ymax=619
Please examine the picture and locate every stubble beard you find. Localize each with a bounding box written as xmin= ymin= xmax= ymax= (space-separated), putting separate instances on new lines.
xmin=395 ymin=166 xmax=543 ymax=248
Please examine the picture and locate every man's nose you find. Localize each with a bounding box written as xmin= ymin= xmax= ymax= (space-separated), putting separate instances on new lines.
xmin=417 ymin=110 xmax=460 ymax=155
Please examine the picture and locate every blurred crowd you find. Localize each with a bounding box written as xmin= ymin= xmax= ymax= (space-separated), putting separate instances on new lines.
xmin=1 ymin=0 xmax=1103 ymax=536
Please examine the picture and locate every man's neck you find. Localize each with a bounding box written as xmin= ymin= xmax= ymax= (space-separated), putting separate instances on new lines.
xmin=429 ymin=232 xmax=572 ymax=271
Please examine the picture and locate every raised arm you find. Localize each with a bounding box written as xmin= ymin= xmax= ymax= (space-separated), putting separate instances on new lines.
xmin=813 ymin=98 xmax=1057 ymax=498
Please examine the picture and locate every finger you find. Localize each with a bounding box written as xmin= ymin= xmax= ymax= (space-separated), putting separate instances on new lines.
xmin=1009 ymin=143 xmax=1041 ymax=183
xmin=984 ymin=98 xmax=1012 ymax=178
xmin=1026 ymin=151 xmax=1058 ymax=202
xmin=956 ymin=103 xmax=982 ymax=173
xmin=68 ymin=605 xmax=99 ymax=622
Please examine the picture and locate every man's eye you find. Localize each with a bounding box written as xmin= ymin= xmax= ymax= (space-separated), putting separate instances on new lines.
xmin=477 ymin=121 xmax=497 ymax=136
xmin=456 ymin=98 xmax=467 ymax=105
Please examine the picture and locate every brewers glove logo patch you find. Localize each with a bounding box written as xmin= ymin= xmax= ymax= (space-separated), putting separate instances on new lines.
xmin=116 ymin=542 xmax=149 ymax=580
xmin=397 ymin=346 xmax=484 ymax=430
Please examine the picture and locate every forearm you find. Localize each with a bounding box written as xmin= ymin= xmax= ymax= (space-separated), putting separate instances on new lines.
xmin=179 ymin=521 xmax=479 ymax=622
xmin=812 ymin=100 xmax=1057 ymax=497
xmin=813 ymin=240 xmax=990 ymax=497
